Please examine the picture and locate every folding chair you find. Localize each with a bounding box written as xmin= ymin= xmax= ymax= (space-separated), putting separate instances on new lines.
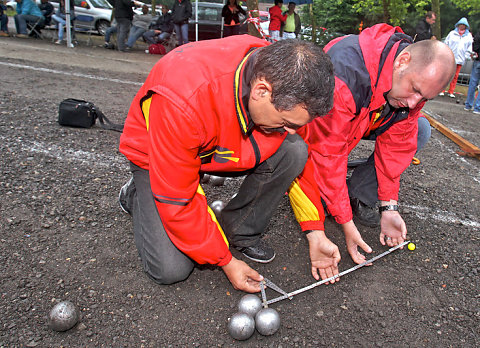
xmin=73 ymin=14 xmax=95 ymax=46
xmin=27 ymin=16 xmax=46 ymax=39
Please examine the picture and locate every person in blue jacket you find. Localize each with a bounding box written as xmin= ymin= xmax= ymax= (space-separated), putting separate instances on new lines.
xmin=14 ymin=0 xmax=45 ymax=37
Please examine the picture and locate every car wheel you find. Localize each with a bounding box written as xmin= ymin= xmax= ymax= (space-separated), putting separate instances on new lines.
xmin=96 ymin=20 xmax=110 ymax=36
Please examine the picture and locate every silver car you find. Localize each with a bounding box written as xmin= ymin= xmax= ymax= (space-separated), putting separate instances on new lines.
xmin=7 ymin=0 xmax=112 ymax=35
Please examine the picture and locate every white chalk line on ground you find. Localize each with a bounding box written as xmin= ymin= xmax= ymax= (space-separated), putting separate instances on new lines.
xmin=422 ymin=107 xmax=480 ymax=185
xmin=403 ymin=204 xmax=480 ymax=229
xmin=0 ymin=135 xmax=128 ymax=169
xmin=2 ymin=135 xmax=478 ymax=228
xmin=0 ymin=61 xmax=142 ymax=86
xmin=0 ymin=40 xmax=148 ymax=66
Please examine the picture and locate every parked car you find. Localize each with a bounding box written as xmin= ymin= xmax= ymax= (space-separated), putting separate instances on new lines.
xmin=7 ymin=0 xmax=113 ymax=35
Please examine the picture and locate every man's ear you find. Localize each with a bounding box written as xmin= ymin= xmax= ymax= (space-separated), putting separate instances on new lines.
xmin=394 ymin=51 xmax=412 ymax=70
xmin=250 ymin=78 xmax=272 ymax=101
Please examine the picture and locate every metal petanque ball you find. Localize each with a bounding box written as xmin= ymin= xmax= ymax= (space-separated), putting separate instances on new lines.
xmin=200 ymin=174 xmax=211 ymax=184
xmin=48 ymin=301 xmax=79 ymax=332
xmin=255 ymin=308 xmax=281 ymax=336
xmin=227 ymin=312 xmax=255 ymax=341
xmin=210 ymin=200 xmax=225 ymax=218
xmin=237 ymin=294 xmax=262 ymax=317
xmin=209 ymin=175 xmax=226 ymax=186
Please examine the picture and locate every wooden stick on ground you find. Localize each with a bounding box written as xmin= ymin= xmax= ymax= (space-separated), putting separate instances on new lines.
xmin=422 ymin=111 xmax=480 ymax=160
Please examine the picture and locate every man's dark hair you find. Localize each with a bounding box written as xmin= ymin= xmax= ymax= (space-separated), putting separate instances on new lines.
xmin=274 ymin=0 xmax=283 ymax=6
xmin=288 ymin=2 xmax=296 ymax=5
xmin=426 ymin=11 xmax=435 ymax=19
xmin=252 ymin=39 xmax=334 ymax=118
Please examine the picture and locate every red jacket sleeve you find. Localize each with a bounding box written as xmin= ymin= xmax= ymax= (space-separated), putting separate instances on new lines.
xmin=146 ymin=93 xmax=232 ymax=267
xmin=375 ymin=106 xmax=420 ymax=201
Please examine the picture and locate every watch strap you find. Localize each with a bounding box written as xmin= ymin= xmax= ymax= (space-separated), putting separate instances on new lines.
xmin=378 ymin=205 xmax=398 ymax=213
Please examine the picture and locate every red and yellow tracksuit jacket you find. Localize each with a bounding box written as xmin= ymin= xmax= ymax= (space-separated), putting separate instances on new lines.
xmin=290 ymin=24 xmax=426 ymax=231
xmin=119 ymin=35 xmax=287 ymax=267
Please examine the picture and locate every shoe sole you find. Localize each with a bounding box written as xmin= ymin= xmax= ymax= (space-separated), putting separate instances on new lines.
xmin=241 ymin=251 xmax=276 ymax=264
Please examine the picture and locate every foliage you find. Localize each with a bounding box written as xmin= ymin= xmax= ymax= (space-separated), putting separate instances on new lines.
xmin=451 ymin=0 xmax=480 ymax=15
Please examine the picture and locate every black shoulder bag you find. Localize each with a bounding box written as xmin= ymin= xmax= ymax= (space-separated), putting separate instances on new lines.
xmin=58 ymin=98 xmax=124 ymax=132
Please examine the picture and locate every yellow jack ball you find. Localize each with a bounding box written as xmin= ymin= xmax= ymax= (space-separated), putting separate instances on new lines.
xmin=407 ymin=242 xmax=416 ymax=251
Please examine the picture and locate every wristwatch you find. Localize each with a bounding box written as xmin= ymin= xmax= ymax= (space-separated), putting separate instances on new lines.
xmin=378 ymin=205 xmax=398 ymax=213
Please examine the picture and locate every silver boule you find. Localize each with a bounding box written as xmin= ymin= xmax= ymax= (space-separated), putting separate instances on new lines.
xmin=209 ymin=175 xmax=226 ymax=186
xmin=200 ymin=174 xmax=210 ymax=184
xmin=237 ymin=294 xmax=262 ymax=317
xmin=210 ymin=200 xmax=225 ymax=218
xmin=227 ymin=312 xmax=255 ymax=341
xmin=255 ymin=307 xmax=281 ymax=336
xmin=48 ymin=300 xmax=79 ymax=332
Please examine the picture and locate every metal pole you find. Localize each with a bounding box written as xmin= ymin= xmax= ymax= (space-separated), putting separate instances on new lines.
xmin=195 ymin=0 xmax=198 ymax=41
xmin=65 ymin=0 xmax=73 ymax=48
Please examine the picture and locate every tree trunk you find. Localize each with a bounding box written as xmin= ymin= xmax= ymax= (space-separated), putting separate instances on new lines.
xmin=246 ymin=0 xmax=262 ymax=38
xmin=151 ymin=0 xmax=156 ymax=14
xmin=432 ymin=0 xmax=441 ymax=39
xmin=309 ymin=3 xmax=316 ymax=43
xmin=382 ymin=0 xmax=390 ymax=23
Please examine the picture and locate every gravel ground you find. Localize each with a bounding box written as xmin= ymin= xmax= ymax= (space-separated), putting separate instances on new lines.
xmin=0 ymin=37 xmax=479 ymax=347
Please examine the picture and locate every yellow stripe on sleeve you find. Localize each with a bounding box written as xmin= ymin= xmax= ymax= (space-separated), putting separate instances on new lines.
xmin=288 ymin=179 xmax=320 ymax=223
xmin=141 ymin=96 xmax=152 ymax=131
xmin=197 ymin=184 xmax=229 ymax=247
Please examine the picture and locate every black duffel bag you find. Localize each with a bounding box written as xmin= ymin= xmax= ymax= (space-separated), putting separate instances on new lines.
xmin=58 ymin=98 xmax=123 ymax=132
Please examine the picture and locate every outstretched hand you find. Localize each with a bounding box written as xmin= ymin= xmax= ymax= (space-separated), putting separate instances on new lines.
xmin=306 ymin=230 xmax=341 ymax=284
xmin=342 ymin=220 xmax=373 ymax=265
xmin=222 ymin=256 xmax=263 ymax=293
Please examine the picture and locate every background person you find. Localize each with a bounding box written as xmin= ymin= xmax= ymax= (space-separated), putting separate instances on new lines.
xmin=13 ymin=0 xmax=44 ymax=38
xmin=441 ymin=17 xmax=473 ymax=98
xmin=171 ymin=0 xmax=191 ymax=46
xmin=143 ymin=5 xmax=173 ymax=44
xmin=221 ymin=0 xmax=246 ymax=37
xmin=118 ymin=37 xmax=334 ymax=293
xmin=268 ymin=0 xmax=286 ymax=42
xmin=51 ymin=0 xmax=74 ymax=44
xmin=280 ymin=2 xmax=300 ymax=39
xmin=0 ymin=0 xmax=8 ymax=37
xmin=38 ymin=0 xmax=53 ymax=27
xmin=414 ymin=11 xmax=436 ymax=42
xmin=114 ymin=0 xmax=141 ymax=52
xmin=288 ymin=24 xmax=456 ymax=283
xmin=464 ymin=28 xmax=480 ymax=114
xmin=124 ymin=4 xmax=151 ymax=50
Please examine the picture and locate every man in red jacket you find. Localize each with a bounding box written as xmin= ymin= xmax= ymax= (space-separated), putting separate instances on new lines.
xmin=118 ymin=36 xmax=334 ymax=293
xmin=268 ymin=0 xmax=287 ymax=42
xmin=288 ymin=24 xmax=455 ymax=283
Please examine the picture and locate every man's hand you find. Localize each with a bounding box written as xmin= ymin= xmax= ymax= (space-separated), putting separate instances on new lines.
xmin=222 ymin=256 xmax=263 ymax=293
xmin=306 ymin=230 xmax=341 ymax=284
xmin=379 ymin=211 xmax=407 ymax=248
xmin=341 ymin=220 xmax=372 ymax=264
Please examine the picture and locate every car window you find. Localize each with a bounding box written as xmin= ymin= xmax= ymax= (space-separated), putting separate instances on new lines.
xmin=197 ymin=7 xmax=220 ymax=21
xmin=89 ymin=0 xmax=112 ymax=9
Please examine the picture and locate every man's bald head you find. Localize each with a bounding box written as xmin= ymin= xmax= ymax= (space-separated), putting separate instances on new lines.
xmin=387 ymin=40 xmax=456 ymax=109
xmin=403 ymin=40 xmax=456 ymax=88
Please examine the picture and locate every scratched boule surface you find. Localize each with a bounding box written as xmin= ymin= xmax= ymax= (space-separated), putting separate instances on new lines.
xmin=0 ymin=38 xmax=479 ymax=347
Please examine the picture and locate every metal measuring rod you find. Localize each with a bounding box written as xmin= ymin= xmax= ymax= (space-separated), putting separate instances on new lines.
xmin=266 ymin=241 xmax=409 ymax=305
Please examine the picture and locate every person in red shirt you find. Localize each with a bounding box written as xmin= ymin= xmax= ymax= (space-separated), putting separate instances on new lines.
xmin=268 ymin=0 xmax=287 ymax=42
xmin=288 ymin=24 xmax=455 ymax=283
xmin=118 ymin=36 xmax=334 ymax=293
